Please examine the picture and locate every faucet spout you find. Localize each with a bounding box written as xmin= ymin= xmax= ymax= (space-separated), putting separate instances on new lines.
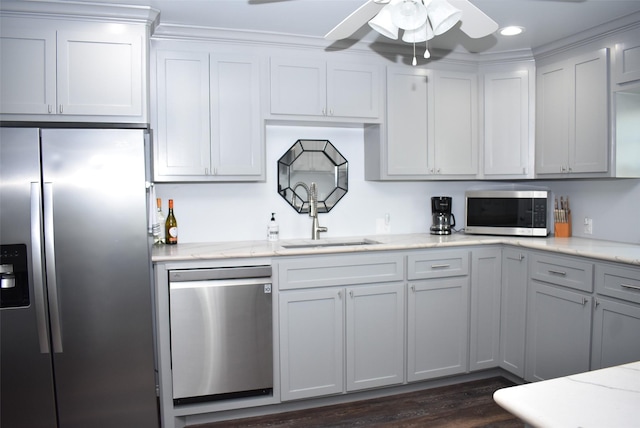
xmin=309 ymin=182 xmax=327 ymax=240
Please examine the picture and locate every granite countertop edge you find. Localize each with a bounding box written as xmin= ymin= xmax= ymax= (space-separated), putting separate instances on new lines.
xmin=152 ymin=233 xmax=640 ymax=267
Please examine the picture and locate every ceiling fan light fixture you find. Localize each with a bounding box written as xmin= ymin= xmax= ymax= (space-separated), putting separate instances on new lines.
xmin=427 ymin=0 xmax=462 ymax=36
xmin=391 ymin=0 xmax=428 ymax=31
xmin=368 ymin=4 xmax=400 ymax=39
xmin=402 ymin=20 xmax=434 ymax=43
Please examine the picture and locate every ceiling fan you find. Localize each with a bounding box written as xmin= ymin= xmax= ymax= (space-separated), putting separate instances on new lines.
xmin=325 ymin=0 xmax=499 ymax=62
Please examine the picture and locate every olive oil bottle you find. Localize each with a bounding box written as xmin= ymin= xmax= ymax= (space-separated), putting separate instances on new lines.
xmin=165 ymin=199 xmax=178 ymax=245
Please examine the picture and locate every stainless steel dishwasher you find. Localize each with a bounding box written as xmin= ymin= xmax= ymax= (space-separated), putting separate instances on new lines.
xmin=168 ymin=266 xmax=273 ymax=404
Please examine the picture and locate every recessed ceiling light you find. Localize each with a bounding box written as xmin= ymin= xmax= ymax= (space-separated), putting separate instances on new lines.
xmin=499 ymin=26 xmax=525 ymax=36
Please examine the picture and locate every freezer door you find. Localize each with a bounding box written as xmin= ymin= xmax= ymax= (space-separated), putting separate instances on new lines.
xmin=40 ymin=129 xmax=158 ymax=428
xmin=0 ymin=128 xmax=58 ymax=428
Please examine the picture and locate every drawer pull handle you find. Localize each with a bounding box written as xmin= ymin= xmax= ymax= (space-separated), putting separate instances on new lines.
xmin=411 ymin=284 xmax=416 ymax=292
xmin=506 ymin=254 xmax=525 ymax=261
xmin=548 ymin=269 xmax=567 ymax=276
xmin=621 ymin=283 xmax=640 ymax=291
xmin=582 ymin=297 xmax=588 ymax=305
xmin=431 ymin=264 xmax=451 ymax=269
xmin=349 ymin=290 xmax=354 ymax=298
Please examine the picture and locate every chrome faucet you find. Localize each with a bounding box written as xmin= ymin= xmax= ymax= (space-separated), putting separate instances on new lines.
xmin=309 ymin=182 xmax=327 ymax=240
xmin=292 ymin=181 xmax=309 ymax=210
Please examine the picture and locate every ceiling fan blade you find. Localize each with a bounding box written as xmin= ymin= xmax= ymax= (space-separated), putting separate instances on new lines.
xmin=324 ymin=0 xmax=385 ymax=41
xmin=450 ymin=0 xmax=499 ymax=39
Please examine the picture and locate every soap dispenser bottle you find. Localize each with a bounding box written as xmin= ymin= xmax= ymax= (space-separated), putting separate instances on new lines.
xmin=267 ymin=213 xmax=279 ymax=242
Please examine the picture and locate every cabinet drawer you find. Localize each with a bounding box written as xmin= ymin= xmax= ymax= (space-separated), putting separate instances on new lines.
xmin=407 ymin=250 xmax=469 ymax=280
xmin=596 ymin=263 xmax=640 ymax=304
xmin=278 ymin=252 xmax=404 ymax=290
xmin=530 ymin=253 xmax=593 ymax=292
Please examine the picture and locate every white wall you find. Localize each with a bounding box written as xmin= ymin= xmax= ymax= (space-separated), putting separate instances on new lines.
xmin=155 ymin=125 xmax=640 ymax=245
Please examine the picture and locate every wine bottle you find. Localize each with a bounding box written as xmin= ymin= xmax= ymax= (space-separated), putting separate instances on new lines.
xmin=154 ymin=198 xmax=166 ymax=245
xmin=165 ymin=199 xmax=178 ymax=245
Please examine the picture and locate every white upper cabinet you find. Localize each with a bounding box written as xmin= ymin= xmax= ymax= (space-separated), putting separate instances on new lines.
xmin=482 ymin=68 xmax=533 ymax=178
xmin=613 ymin=27 xmax=640 ymax=85
xmin=153 ymin=46 xmax=264 ymax=181
xmin=269 ymin=57 xmax=382 ymax=121
xmin=0 ymin=16 xmax=146 ymax=122
xmin=431 ymin=70 xmax=479 ymax=176
xmin=365 ymin=67 xmax=478 ymax=180
xmin=535 ymin=48 xmax=609 ymax=176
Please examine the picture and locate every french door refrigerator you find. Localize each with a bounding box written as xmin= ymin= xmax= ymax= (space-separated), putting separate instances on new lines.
xmin=0 ymin=127 xmax=158 ymax=428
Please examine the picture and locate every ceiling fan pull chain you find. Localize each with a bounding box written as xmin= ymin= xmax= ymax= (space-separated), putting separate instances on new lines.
xmin=412 ymin=41 xmax=417 ymax=66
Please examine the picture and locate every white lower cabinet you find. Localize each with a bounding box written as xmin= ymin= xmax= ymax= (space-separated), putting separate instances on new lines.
xmin=525 ymin=281 xmax=592 ymax=382
xmin=592 ymin=262 xmax=640 ymax=369
xmin=277 ymin=253 xmax=404 ymax=401
xmin=469 ymin=247 xmax=502 ymax=371
xmin=279 ymin=288 xmax=344 ymax=401
xmin=592 ymin=297 xmax=640 ymax=370
xmin=407 ymin=250 xmax=470 ymax=381
xmin=279 ymin=282 xmax=404 ymax=401
xmin=499 ymin=249 xmax=528 ymax=378
xmin=345 ymin=283 xmax=405 ymax=392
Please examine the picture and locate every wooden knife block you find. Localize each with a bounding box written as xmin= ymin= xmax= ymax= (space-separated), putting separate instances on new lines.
xmin=554 ymin=214 xmax=572 ymax=237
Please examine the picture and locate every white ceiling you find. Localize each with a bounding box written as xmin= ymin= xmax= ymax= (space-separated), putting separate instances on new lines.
xmin=6 ymin=0 xmax=640 ymax=54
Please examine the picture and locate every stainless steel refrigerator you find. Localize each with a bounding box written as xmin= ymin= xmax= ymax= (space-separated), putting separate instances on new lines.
xmin=0 ymin=127 xmax=159 ymax=428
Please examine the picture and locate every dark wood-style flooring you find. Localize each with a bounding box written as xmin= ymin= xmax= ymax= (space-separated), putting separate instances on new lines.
xmin=190 ymin=377 xmax=523 ymax=428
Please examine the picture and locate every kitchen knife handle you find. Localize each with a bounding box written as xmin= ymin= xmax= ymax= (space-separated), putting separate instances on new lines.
xmin=43 ymin=183 xmax=63 ymax=353
xmin=30 ymin=183 xmax=50 ymax=354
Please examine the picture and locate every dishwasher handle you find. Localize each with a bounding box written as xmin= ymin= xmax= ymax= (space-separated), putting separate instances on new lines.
xmin=169 ymin=265 xmax=272 ymax=282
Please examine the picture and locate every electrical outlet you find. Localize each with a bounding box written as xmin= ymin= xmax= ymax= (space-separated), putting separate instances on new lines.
xmin=583 ymin=217 xmax=593 ymax=235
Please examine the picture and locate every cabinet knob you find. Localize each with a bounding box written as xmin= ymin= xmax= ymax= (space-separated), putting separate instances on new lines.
xmin=582 ymin=297 xmax=589 ymax=305
xmin=349 ymin=290 xmax=354 ymax=298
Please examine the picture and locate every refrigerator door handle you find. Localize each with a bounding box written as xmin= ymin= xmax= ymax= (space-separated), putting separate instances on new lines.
xmin=43 ymin=182 xmax=63 ymax=353
xmin=30 ymin=183 xmax=51 ymax=354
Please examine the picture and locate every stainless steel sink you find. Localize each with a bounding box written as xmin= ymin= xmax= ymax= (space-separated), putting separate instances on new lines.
xmin=281 ymin=239 xmax=380 ymax=249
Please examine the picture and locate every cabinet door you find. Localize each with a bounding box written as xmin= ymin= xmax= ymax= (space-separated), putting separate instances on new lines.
xmin=210 ymin=55 xmax=263 ymax=177
xmin=431 ymin=71 xmax=478 ymax=175
xmin=525 ymin=281 xmax=592 ymax=382
xmin=570 ymin=48 xmax=609 ymax=174
xmin=536 ymin=62 xmax=570 ymax=174
xmin=279 ymin=288 xmax=344 ymax=401
xmin=470 ymin=248 xmax=502 ymax=371
xmin=592 ymin=297 xmax=640 ymax=370
xmin=327 ymin=62 xmax=381 ymax=119
xmin=57 ymin=30 xmax=143 ymax=116
xmin=0 ymin=25 xmax=56 ymax=114
xmin=385 ymin=67 xmax=430 ymax=176
xmin=270 ymin=58 xmax=326 ymax=116
xmin=155 ymin=50 xmax=211 ymax=177
xmin=407 ymin=276 xmax=469 ymax=381
xmin=483 ymin=70 xmax=530 ymax=176
xmin=345 ymin=283 xmax=404 ymax=392
xmin=499 ymin=249 xmax=528 ymax=378
xmin=614 ymin=32 xmax=640 ymax=84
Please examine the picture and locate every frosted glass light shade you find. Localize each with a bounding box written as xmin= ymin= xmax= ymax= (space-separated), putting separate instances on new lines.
xmin=368 ymin=4 xmax=399 ymax=39
xmin=391 ymin=0 xmax=428 ymax=31
xmin=427 ymin=0 xmax=462 ymax=35
xmin=402 ymin=20 xmax=434 ymax=43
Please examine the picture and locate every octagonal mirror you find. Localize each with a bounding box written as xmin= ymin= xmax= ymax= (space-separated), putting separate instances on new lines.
xmin=278 ymin=139 xmax=348 ymax=213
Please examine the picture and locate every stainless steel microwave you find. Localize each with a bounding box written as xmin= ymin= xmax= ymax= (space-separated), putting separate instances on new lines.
xmin=464 ymin=190 xmax=550 ymax=237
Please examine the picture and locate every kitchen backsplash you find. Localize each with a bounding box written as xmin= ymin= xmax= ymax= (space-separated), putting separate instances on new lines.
xmin=155 ymin=125 xmax=640 ymax=245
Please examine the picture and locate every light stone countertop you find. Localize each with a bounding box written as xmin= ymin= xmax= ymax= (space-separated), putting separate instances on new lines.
xmin=152 ymin=233 xmax=640 ymax=266
xmin=493 ymin=361 xmax=640 ymax=428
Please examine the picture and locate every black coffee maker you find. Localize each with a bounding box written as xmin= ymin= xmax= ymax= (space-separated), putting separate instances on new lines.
xmin=430 ymin=196 xmax=456 ymax=235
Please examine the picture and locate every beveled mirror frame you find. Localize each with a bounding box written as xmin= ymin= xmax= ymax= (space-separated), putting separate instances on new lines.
xmin=277 ymin=139 xmax=348 ymax=213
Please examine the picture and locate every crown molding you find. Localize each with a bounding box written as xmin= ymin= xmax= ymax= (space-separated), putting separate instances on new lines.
xmin=0 ymin=0 xmax=160 ymax=28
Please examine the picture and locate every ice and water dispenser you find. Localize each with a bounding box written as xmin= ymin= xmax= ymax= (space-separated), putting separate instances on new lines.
xmin=0 ymin=244 xmax=30 ymax=309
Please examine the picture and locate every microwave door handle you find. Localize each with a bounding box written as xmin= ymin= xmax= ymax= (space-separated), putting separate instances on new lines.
xmin=31 ymin=183 xmax=50 ymax=354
